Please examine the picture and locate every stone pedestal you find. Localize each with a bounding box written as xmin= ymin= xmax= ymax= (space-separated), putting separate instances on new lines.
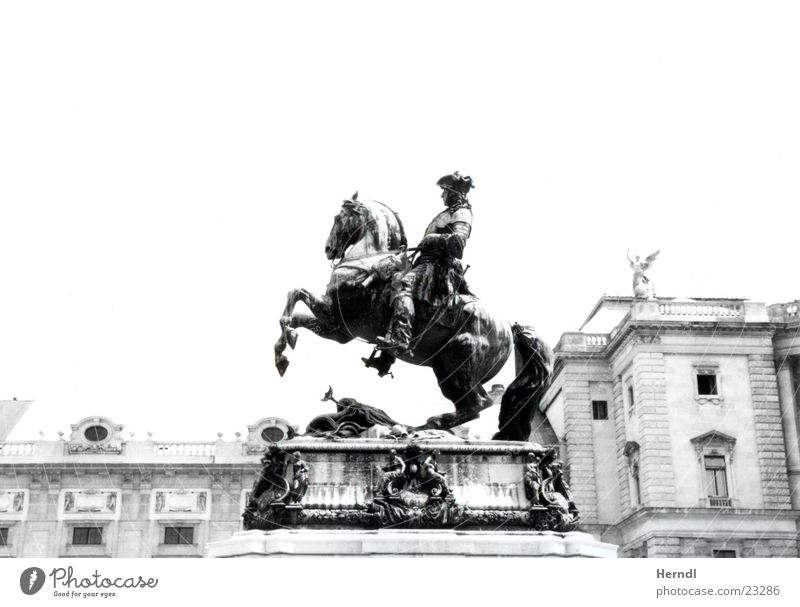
xmin=207 ymin=528 xmax=618 ymax=557
xmin=231 ymin=436 xmax=619 ymax=556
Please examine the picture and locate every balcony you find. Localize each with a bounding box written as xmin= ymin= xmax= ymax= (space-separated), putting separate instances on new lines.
xmin=708 ymin=496 xmax=732 ymax=508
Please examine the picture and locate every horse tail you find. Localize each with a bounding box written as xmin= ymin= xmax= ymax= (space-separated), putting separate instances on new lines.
xmin=493 ymin=324 xmax=553 ymax=442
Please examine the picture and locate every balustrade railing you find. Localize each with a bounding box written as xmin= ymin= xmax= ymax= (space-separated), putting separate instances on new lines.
xmin=0 ymin=442 xmax=37 ymax=455
xmin=153 ymin=442 xmax=215 ymax=456
xmin=659 ymin=302 xmax=742 ymax=318
xmin=584 ymin=334 xmax=608 ymax=347
xmin=708 ymin=496 xmax=732 ymax=508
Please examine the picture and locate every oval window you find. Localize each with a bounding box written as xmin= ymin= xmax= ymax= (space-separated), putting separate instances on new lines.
xmin=84 ymin=425 xmax=109 ymax=442
xmin=260 ymin=427 xmax=285 ymax=443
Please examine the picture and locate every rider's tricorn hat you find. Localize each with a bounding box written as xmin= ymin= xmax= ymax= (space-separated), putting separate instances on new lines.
xmin=436 ymin=171 xmax=474 ymax=197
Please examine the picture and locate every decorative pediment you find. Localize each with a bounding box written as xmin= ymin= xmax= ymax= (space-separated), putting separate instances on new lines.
xmin=690 ymin=430 xmax=736 ymax=459
xmin=690 ymin=430 xmax=736 ymax=447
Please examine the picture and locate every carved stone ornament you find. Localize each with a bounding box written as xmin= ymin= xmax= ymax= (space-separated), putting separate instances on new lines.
xmin=0 ymin=490 xmax=27 ymax=517
xmin=152 ymin=489 xmax=209 ymax=516
xmin=243 ymin=446 xmax=308 ymax=529
xmin=369 ymin=444 xmax=466 ymax=528
xmin=528 ymin=450 xmax=580 ymax=532
xmin=243 ymin=441 xmax=581 ymax=532
xmin=61 ymin=489 xmax=119 ymax=516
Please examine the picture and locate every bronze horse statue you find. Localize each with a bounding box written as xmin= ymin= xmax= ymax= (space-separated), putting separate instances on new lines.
xmin=273 ymin=196 xmax=551 ymax=441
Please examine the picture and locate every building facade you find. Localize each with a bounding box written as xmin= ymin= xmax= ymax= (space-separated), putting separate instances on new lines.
xmin=0 ymin=415 xmax=296 ymax=557
xmin=541 ymin=296 xmax=800 ymax=557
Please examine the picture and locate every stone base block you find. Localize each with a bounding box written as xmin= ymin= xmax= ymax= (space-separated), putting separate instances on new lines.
xmin=207 ymin=529 xmax=618 ymax=557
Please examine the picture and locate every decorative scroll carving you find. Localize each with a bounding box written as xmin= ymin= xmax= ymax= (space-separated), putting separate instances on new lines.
xmin=67 ymin=442 xmax=123 ymax=455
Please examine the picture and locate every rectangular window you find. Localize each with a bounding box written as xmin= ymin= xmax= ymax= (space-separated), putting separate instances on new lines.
xmin=631 ymin=463 xmax=642 ymax=506
xmin=72 ymin=526 xmax=103 ymax=545
xmin=164 ymin=526 xmax=194 ymax=545
xmin=592 ymin=400 xmax=608 ymax=420
xmin=626 ymin=382 xmax=635 ymax=415
xmin=712 ymin=549 xmax=736 ymax=558
xmin=697 ymin=373 xmax=718 ymax=396
xmin=0 ymin=527 xmax=8 ymax=546
xmin=704 ymin=455 xmax=729 ymax=498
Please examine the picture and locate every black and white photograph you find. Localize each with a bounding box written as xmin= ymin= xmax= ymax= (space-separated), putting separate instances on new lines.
xmin=1 ymin=1 xmax=799 ymax=604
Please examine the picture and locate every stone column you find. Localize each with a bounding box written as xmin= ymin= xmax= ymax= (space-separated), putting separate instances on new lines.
xmin=775 ymin=360 xmax=800 ymax=509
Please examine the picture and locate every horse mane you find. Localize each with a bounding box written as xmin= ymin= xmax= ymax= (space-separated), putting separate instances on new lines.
xmin=362 ymin=200 xmax=407 ymax=252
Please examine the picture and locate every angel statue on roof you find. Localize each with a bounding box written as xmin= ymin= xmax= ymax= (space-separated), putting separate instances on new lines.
xmin=627 ymin=249 xmax=660 ymax=299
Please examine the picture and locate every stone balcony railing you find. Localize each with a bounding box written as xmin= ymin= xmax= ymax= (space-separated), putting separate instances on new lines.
xmin=631 ymin=298 xmax=768 ymax=324
xmin=657 ymin=301 xmax=743 ymax=318
xmin=555 ymin=332 xmax=610 ymax=353
xmin=0 ymin=442 xmax=37 ymax=456
xmin=153 ymin=442 xmax=216 ymax=457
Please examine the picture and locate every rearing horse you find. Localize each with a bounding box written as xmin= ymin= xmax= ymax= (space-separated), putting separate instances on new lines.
xmin=274 ymin=195 xmax=551 ymax=440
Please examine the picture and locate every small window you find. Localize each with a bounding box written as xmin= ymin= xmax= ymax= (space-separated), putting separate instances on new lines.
xmin=592 ymin=400 xmax=608 ymax=420
xmin=260 ymin=427 xmax=285 ymax=443
xmin=704 ymin=455 xmax=729 ymax=498
xmin=631 ymin=462 xmax=642 ymax=506
xmin=0 ymin=527 xmax=8 ymax=546
xmin=72 ymin=526 xmax=103 ymax=545
xmin=164 ymin=526 xmax=194 ymax=545
xmin=84 ymin=425 xmax=109 ymax=442
xmin=626 ymin=382 xmax=635 ymax=415
xmin=697 ymin=373 xmax=718 ymax=396
xmin=712 ymin=549 xmax=736 ymax=558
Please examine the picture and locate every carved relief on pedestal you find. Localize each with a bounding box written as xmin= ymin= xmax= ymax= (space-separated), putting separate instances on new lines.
xmin=521 ymin=450 xmax=580 ymax=532
xmin=370 ymin=444 xmax=465 ymax=528
xmin=243 ymin=447 xmax=309 ymax=529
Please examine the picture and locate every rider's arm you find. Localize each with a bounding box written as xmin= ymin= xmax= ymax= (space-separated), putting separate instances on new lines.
xmin=420 ymin=221 xmax=471 ymax=258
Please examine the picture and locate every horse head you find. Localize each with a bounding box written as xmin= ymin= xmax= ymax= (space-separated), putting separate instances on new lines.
xmin=325 ymin=193 xmax=406 ymax=261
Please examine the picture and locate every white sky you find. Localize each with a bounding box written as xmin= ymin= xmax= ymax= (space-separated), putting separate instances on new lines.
xmin=1 ymin=1 xmax=798 ymax=440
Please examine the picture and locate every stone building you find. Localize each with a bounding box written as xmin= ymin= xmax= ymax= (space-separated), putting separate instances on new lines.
xmin=2 ymin=296 xmax=799 ymax=558
xmin=0 ymin=414 xmax=296 ymax=557
xmin=541 ymin=295 xmax=800 ymax=557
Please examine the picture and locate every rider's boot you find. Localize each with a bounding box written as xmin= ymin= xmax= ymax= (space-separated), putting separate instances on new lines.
xmin=376 ymin=294 xmax=414 ymax=357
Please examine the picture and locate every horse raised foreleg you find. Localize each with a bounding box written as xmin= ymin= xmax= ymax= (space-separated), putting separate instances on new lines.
xmin=275 ymin=287 xmax=345 ymax=376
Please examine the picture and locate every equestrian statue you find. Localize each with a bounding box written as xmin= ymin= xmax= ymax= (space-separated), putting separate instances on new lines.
xmin=273 ymin=172 xmax=551 ymax=441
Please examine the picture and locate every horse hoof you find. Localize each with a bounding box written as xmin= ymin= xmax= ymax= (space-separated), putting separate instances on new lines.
xmin=286 ymin=329 xmax=298 ymax=350
xmin=276 ymin=356 xmax=290 ymax=377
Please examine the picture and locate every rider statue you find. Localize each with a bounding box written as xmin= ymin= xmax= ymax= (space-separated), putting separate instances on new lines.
xmin=376 ymin=171 xmax=475 ymax=356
